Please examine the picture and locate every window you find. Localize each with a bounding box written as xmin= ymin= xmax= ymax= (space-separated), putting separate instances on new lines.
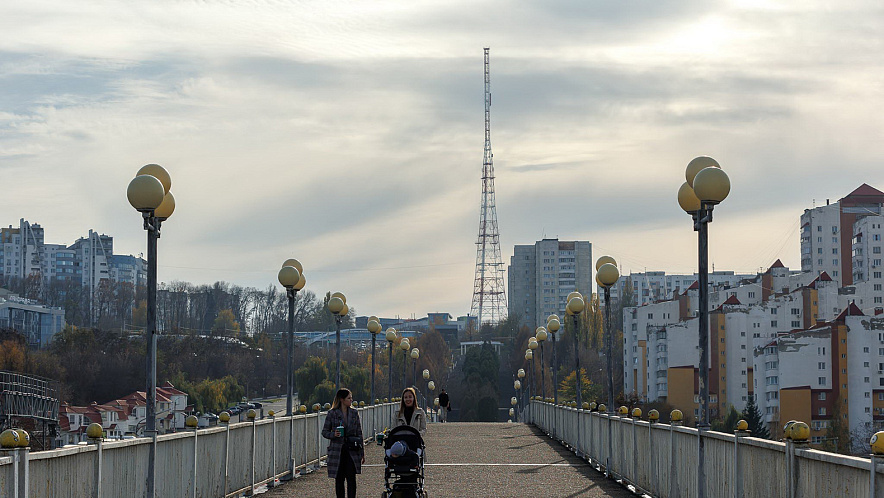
xmin=791 ymin=308 xmax=801 ymax=315
xmin=819 ymin=407 xmax=826 ymax=416
xmin=865 ymin=347 xmax=871 ymax=353
xmin=818 ymin=362 xmax=826 ymax=369
xmin=771 ymin=321 xmax=778 ymax=327
xmin=771 ymin=308 xmax=778 ymax=315
xmin=792 ymin=321 xmax=801 ymax=328
xmin=866 ymin=392 xmax=872 ymax=398
xmin=833 ymin=248 xmax=839 ymax=254
xmin=819 ymin=377 xmax=826 ymax=386
xmin=876 ymin=247 xmax=882 ymax=254
xmin=819 ymin=392 xmax=826 ymax=400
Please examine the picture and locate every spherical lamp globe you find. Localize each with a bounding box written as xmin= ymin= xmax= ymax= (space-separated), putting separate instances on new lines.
xmin=685 ymin=156 xmax=720 ymax=187
xmin=693 ymin=166 xmax=730 ymax=204
xmin=595 ymin=256 xmax=616 ymax=271
xmin=597 ymin=263 xmax=620 ymax=287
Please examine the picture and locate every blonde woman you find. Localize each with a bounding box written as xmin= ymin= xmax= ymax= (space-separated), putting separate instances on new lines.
xmin=395 ymin=387 xmax=427 ymax=435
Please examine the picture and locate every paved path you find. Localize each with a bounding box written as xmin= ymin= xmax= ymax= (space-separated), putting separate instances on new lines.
xmin=263 ymin=422 xmax=635 ymax=498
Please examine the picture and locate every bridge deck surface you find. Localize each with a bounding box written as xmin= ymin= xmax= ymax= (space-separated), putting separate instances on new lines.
xmin=264 ymin=422 xmax=634 ymax=498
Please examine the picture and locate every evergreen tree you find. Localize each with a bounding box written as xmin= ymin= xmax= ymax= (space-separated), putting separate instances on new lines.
xmin=741 ymin=394 xmax=770 ymax=439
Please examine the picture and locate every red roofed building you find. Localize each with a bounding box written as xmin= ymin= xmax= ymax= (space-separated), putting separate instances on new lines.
xmin=57 ymin=383 xmax=190 ymax=445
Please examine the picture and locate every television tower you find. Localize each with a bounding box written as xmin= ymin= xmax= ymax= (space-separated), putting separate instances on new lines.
xmin=470 ymin=48 xmax=507 ymax=326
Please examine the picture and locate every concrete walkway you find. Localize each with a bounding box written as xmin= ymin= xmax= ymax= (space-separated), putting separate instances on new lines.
xmin=263 ymin=422 xmax=635 ymax=498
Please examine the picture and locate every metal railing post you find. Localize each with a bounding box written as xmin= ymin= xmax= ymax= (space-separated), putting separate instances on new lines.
xmin=314 ymin=411 xmax=322 ymax=471
xmin=191 ymin=426 xmax=198 ymax=498
xmin=94 ymin=440 xmax=102 ymax=498
xmin=735 ymin=428 xmax=748 ymax=498
xmin=670 ymin=420 xmax=679 ymax=497
xmin=250 ymin=418 xmax=257 ymax=496
xmin=303 ymin=412 xmax=310 ymax=474
xmin=223 ymin=422 xmax=230 ymax=496
xmin=871 ymin=454 xmax=881 ymax=498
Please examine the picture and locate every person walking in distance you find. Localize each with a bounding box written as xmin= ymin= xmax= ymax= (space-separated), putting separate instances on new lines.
xmin=322 ymin=388 xmax=365 ymax=498
xmin=438 ymin=388 xmax=450 ymax=423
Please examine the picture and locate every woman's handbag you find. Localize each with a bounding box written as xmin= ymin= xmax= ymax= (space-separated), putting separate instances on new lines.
xmin=346 ymin=435 xmax=363 ymax=449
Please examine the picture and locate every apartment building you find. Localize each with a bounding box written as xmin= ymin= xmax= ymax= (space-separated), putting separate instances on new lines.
xmin=800 ymin=184 xmax=884 ymax=286
xmin=0 ymin=219 xmax=145 ymax=289
xmin=507 ymin=239 xmax=592 ymax=328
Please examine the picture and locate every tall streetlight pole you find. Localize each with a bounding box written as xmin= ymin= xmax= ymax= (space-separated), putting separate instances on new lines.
xmin=524 ymin=350 xmax=533 ymax=422
xmin=517 ymin=369 xmax=525 ymax=415
xmin=327 ymin=292 xmax=349 ymax=392
xmin=278 ymin=259 xmax=304 ymax=481
xmin=278 ymin=260 xmax=305 ymax=417
xmin=536 ymin=327 xmax=548 ymax=402
xmin=367 ymin=318 xmax=381 ymax=404
xmin=546 ymin=316 xmax=560 ymax=403
xmin=422 ymin=369 xmax=430 ymax=414
xmin=386 ymin=328 xmax=397 ymax=400
xmin=565 ymin=292 xmax=585 ymax=409
xmin=565 ymin=292 xmax=586 ymax=457
xmin=678 ymin=156 xmax=731 ymax=498
xmin=547 ymin=315 xmax=561 ymax=438
xmin=596 ymin=256 xmax=619 ymax=476
xmin=595 ymin=256 xmax=618 ymax=411
xmin=399 ymin=339 xmax=410 ymax=391
xmin=127 ymin=164 xmax=175 ymax=498
xmin=410 ymin=348 xmax=420 ymax=389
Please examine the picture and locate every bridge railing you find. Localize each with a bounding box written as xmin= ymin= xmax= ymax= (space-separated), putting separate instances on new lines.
xmin=0 ymin=402 xmax=397 ymax=498
xmin=530 ymin=400 xmax=884 ymax=498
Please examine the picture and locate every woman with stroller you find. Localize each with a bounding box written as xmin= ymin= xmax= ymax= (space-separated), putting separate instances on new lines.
xmin=322 ymin=388 xmax=365 ymax=498
xmin=396 ymin=387 xmax=427 ymax=435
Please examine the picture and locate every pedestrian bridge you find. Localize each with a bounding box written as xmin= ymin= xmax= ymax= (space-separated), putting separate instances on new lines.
xmin=2 ymin=402 xmax=883 ymax=497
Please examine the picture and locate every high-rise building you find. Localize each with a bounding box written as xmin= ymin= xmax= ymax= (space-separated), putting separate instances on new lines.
xmin=0 ymin=219 xmax=145 ymax=290
xmin=800 ymin=184 xmax=884 ymax=286
xmin=507 ymin=239 xmax=592 ymax=328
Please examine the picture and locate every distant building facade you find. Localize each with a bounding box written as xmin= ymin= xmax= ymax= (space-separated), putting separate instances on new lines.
xmin=0 ymin=219 xmax=146 ymax=289
xmin=0 ymin=295 xmax=65 ymax=347
xmin=507 ymin=239 xmax=592 ymax=328
xmin=800 ymin=184 xmax=884 ymax=286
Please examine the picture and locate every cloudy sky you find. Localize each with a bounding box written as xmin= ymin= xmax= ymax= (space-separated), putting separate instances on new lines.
xmin=2 ymin=0 xmax=884 ymax=320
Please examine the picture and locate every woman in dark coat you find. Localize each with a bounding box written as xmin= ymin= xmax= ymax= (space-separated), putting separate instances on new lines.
xmin=322 ymin=388 xmax=365 ymax=498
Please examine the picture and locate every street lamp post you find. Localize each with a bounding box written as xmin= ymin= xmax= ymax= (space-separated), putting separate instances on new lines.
xmin=367 ymin=317 xmax=381 ymax=404
xmin=525 ymin=348 xmax=534 ymax=422
xmin=327 ymin=292 xmax=349 ymax=392
xmin=427 ymin=378 xmax=435 ymax=421
xmin=547 ymin=315 xmax=561 ymax=438
xmin=565 ymin=292 xmax=585 ymax=409
xmin=517 ymin=369 xmax=526 ymax=414
xmin=386 ymin=328 xmax=397 ymax=400
xmin=278 ymin=261 xmax=305 ymax=417
xmin=565 ymin=292 xmax=585 ymax=457
xmin=410 ymin=348 xmax=420 ymax=388
xmin=595 ymin=257 xmax=618 ymax=411
xmin=678 ymin=156 xmax=731 ymax=498
xmin=422 ymin=369 xmax=430 ymax=414
xmin=127 ymin=164 xmax=175 ymax=498
xmin=536 ymin=327 xmax=548 ymax=403
xmin=596 ymin=256 xmax=619 ymax=477
xmin=546 ymin=316 xmax=560 ymax=406
xmin=513 ymin=380 xmax=521 ymax=422
xmin=399 ymin=338 xmax=410 ymax=391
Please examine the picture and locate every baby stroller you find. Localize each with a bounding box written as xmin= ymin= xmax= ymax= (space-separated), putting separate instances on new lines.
xmin=381 ymin=425 xmax=427 ymax=498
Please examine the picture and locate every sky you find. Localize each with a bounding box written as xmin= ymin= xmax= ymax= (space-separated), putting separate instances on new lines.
xmin=2 ymin=0 xmax=884 ymax=320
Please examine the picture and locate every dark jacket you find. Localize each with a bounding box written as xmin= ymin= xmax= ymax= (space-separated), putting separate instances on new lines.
xmin=321 ymin=407 xmax=364 ymax=478
xmin=439 ymin=392 xmax=450 ymax=409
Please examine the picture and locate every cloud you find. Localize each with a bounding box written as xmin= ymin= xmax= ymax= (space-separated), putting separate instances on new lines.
xmin=1 ymin=0 xmax=884 ymax=319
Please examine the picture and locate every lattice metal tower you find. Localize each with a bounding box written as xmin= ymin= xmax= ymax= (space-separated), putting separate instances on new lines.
xmin=470 ymin=48 xmax=507 ymax=326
